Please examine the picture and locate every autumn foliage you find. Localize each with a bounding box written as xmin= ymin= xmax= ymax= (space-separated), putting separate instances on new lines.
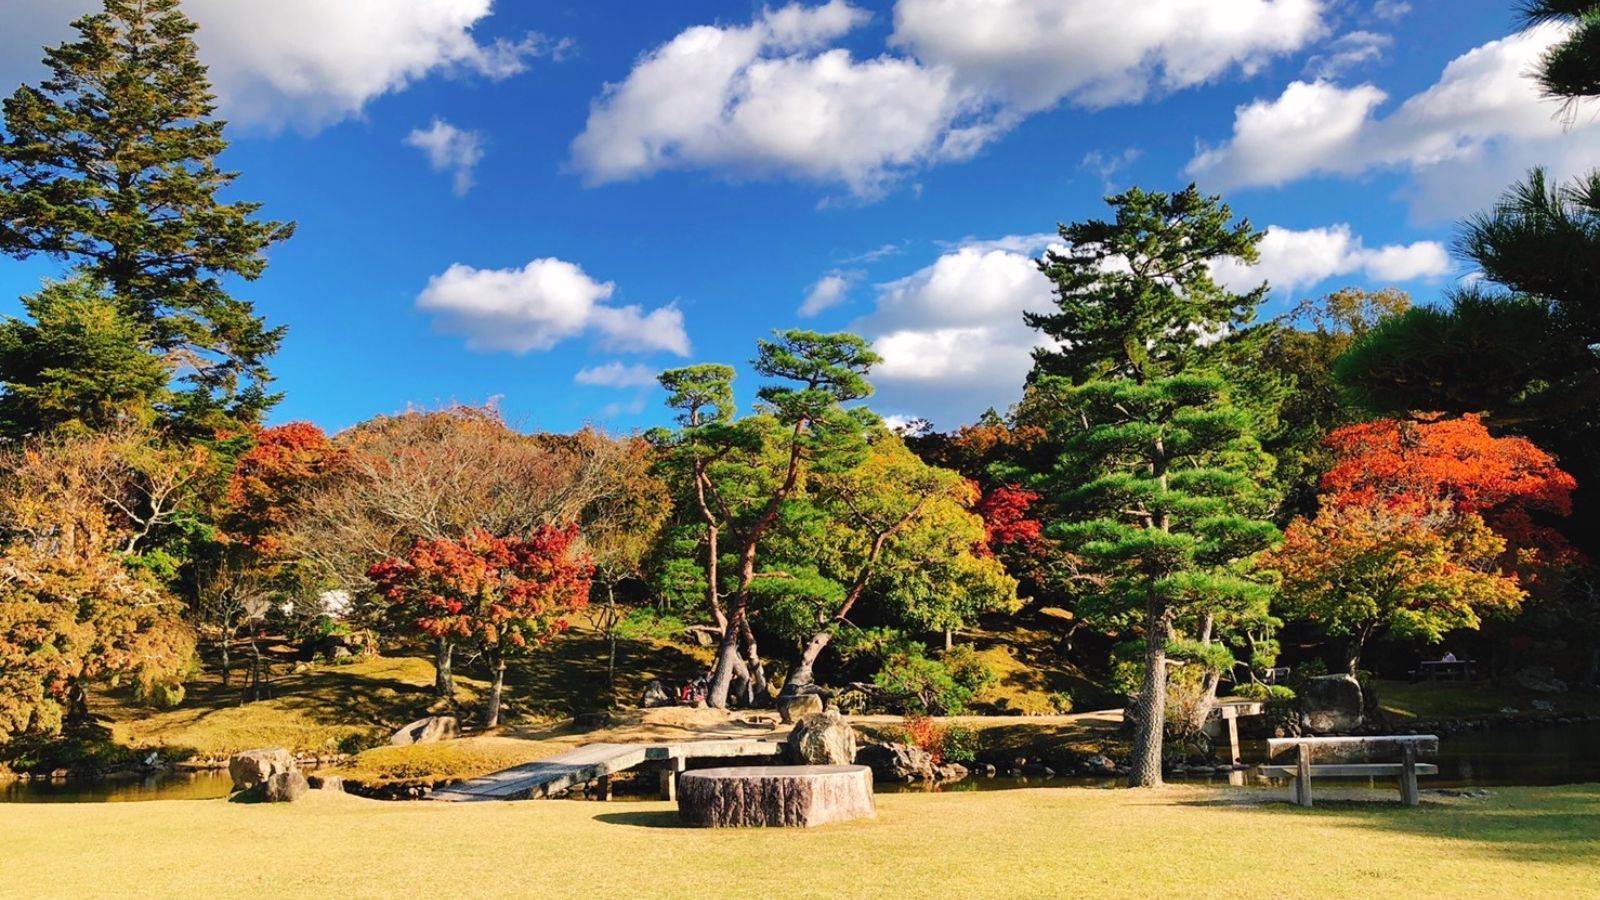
xmin=368 ymin=525 xmax=592 ymax=726
xmin=226 ymin=422 xmax=342 ymax=554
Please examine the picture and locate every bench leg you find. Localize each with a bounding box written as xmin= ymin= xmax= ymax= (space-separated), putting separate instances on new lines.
xmin=597 ymin=774 xmax=613 ymax=802
xmin=1295 ymin=744 xmax=1313 ymax=808
xmin=658 ymin=759 xmax=685 ymax=801
xmin=1399 ymin=746 xmax=1420 ymax=807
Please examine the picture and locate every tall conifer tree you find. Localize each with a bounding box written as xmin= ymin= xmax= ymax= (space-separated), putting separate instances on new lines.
xmin=0 ymin=0 xmax=294 ymax=435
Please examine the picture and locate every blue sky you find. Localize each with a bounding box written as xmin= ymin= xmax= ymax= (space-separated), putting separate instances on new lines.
xmin=3 ymin=0 xmax=1597 ymax=433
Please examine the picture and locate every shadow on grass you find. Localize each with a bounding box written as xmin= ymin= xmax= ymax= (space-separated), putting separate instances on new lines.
xmin=593 ymin=809 xmax=692 ymax=829
xmin=1177 ymin=786 xmax=1600 ymax=867
xmin=504 ymin=635 xmax=709 ymax=715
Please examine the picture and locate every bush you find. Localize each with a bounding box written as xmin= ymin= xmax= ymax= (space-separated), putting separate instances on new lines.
xmin=893 ymin=715 xmax=978 ymax=766
xmin=1232 ymin=682 xmax=1295 ymax=702
xmin=942 ymin=645 xmax=996 ymax=696
xmin=873 ymin=641 xmax=993 ymax=715
xmin=941 ymin=724 xmax=979 ymax=764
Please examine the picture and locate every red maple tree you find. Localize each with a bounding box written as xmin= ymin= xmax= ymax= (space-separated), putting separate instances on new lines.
xmin=368 ymin=525 xmax=592 ymax=727
xmin=1320 ymin=414 xmax=1580 ymax=579
xmin=225 ymin=422 xmax=344 ymax=554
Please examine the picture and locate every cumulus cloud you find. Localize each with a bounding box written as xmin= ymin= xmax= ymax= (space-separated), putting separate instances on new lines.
xmin=416 ymin=259 xmax=691 ymax=356
xmin=570 ymin=1 xmax=994 ymax=195
xmin=574 ymin=362 xmax=660 ymax=388
xmin=851 ymin=240 xmax=1057 ymax=425
xmin=571 ymin=0 xmax=1330 ymax=195
xmin=1371 ymin=1 xmax=1411 ymax=22
xmin=1187 ymin=25 xmax=1600 ymax=218
xmin=799 ymin=272 xmax=860 ymax=317
xmin=1210 ymin=225 xmax=1452 ymax=294
xmin=2 ymin=0 xmax=562 ymax=131
xmin=890 ymin=0 xmax=1326 ymax=110
xmin=406 ymin=119 xmax=484 ymax=195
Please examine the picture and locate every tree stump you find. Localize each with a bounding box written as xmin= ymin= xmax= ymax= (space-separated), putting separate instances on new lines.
xmin=677 ymin=765 xmax=875 ymax=828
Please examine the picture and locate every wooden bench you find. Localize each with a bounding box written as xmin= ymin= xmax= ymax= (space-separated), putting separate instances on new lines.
xmin=1259 ymin=735 xmax=1439 ymax=807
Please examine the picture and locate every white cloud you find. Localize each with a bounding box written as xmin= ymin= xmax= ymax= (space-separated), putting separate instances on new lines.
xmin=852 ymin=239 xmax=1058 ymax=425
xmin=1305 ymin=30 xmax=1391 ymax=81
xmin=1080 ymin=148 xmax=1142 ymax=190
xmin=572 ymin=0 xmax=1331 ymax=195
xmin=890 ymin=0 xmax=1327 ymax=111
xmin=1371 ymin=1 xmax=1411 ymax=22
xmin=799 ymin=272 xmax=859 ymax=317
xmin=1210 ymin=224 xmax=1452 ymax=293
xmin=405 ymin=119 xmax=484 ymax=195
xmin=416 ymin=259 xmax=691 ymax=356
xmin=570 ymin=1 xmax=994 ymax=196
xmin=2 ymin=0 xmax=562 ymax=132
xmin=1188 ymin=25 xmax=1600 ymax=218
xmin=574 ymin=362 xmax=660 ymax=388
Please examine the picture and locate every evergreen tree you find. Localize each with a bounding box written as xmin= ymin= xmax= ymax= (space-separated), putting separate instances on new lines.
xmin=1026 ymin=186 xmax=1280 ymax=787
xmin=0 ymin=276 xmax=171 ymax=438
xmin=0 ymin=0 xmax=294 ymax=435
xmin=1522 ymin=1 xmax=1600 ymax=106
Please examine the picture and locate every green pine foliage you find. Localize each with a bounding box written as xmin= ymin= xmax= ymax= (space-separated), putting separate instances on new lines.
xmin=0 ymin=0 xmax=294 ymax=436
xmin=1521 ymin=1 xmax=1600 ymax=105
xmin=0 ymin=276 xmax=171 ymax=438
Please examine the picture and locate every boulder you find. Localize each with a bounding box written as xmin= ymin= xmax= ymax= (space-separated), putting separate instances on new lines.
xmin=776 ymin=692 xmax=824 ymax=724
xmin=933 ymin=763 xmax=969 ymax=782
xmin=1299 ymin=674 xmax=1363 ymax=733
xmin=787 ymin=709 xmax=858 ymax=766
xmin=854 ymin=741 xmax=935 ymax=782
xmin=389 ymin=715 xmax=459 ymax=747
xmin=264 ymin=770 xmax=309 ymax=803
xmin=307 ymin=774 xmax=345 ymax=792
xmin=228 ymin=748 xmax=294 ymax=792
xmin=640 ymin=680 xmax=673 ymax=709
xmin=1515 ymin=666 xmax=1568 ymax=694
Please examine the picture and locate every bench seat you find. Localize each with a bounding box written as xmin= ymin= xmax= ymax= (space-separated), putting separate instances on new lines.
xmin=1258 ymin=763 xmax=1438 ymax=779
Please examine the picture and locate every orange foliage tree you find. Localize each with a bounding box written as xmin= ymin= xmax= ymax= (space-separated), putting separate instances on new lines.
xmin=368 ymin=526 xmax=592 ymax=727
xmin=224 ymin=422 xmax=343 ymax=556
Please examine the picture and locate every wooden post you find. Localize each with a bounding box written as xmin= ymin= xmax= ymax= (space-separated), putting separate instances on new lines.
xmin=597 ymin=774 xmax=613 ymax=802
xmin=1399 ymin=744 xmax=1419 ymax=807
xmin=1294 ymin=742 xmax=1313 ymax=808
xmin=1224 ymin=711 xmax=1241 ymax=767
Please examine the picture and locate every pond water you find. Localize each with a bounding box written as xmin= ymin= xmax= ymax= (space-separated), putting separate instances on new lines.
xmin=7 ymin=722 xmax=1600 ymax=803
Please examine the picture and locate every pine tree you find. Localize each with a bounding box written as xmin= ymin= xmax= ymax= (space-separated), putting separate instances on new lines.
xmin=1521 ymin=1 xmax=1600 ymax=107
xmin=0 ymin=276 xmax=172 ymax=438
xmin=1026 ymin=185 xmax=1280 ymax=787
xmin=0 ymin=0 xmax=294 ymax=435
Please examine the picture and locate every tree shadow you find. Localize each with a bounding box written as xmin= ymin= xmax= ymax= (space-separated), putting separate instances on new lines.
xmin=503 ymin=635 xmax=709 ymax=715
xmin=592 ymin=809 xmax=692 ymax=829
xmin=1175 ymin=786 xmax=1600 ymax=867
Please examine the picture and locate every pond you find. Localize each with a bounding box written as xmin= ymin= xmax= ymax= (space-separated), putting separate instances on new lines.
xmin=7 ymin=722 xmax=1600 ymax=802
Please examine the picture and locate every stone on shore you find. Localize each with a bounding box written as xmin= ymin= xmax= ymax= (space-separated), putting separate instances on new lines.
xmin=855 ymin=741 xmax=935 ymax=782
xmin=228 ymin=748 xmax=294 ymax=792
xmin=776 ymin=692 xmax=824 ymax=724
xmin=787 ymin=709 xmax=857 ymax=765
xmin=1299 ymin=674 xmax=1363 ymax=733
xmin=264 ymin=770 xmax=309 ymax=803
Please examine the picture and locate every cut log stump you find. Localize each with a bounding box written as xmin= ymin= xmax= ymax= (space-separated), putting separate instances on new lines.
xmin=677 ymin=765 xmax=875 ymax=828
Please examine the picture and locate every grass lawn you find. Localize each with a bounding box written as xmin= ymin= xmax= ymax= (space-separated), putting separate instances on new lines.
xmin=1376 ymin=679 xmax=1600 ymax=723
xmin=3 ymin=785 xmax=1598 ymax=898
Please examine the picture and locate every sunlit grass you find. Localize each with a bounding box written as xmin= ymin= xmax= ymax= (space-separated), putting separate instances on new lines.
xmin=3 ymin=785 xmax=1597 ymax=899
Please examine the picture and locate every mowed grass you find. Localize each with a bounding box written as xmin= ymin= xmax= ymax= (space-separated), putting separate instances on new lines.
xmin=3 ymin=786 xmax=1598 ymax=899
xmin=1376 ymin=679 xmax=1600 ymax=723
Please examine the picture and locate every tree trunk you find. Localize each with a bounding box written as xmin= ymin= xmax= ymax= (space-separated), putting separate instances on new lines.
xmin=1127 ymin=594 xmax=1168 ymax=788
xmin=782 ymin=630 xmax=834 ymax=696
xmin=707 ymin=618 xmax=742 ymax=709
xmin=485 ymin=652 xmax=506 ymax=729
xmin=218 ymin=624 xmax=232 ymax=688
xmin=434 ymin=638 xmax=455 ymax=700
xmin=604 ymin=584 xmax=619 ymax=692
xmin=737 ymin=611 xmax=769 ymax=704
xmin=944 ymin=628 xmax=953 ymax=652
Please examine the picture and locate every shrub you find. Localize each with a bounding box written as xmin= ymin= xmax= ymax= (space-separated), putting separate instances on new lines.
xmin=874 ymin=643 xmax=981 ymax=715
xmin=1232 ymin=682 xmax=1295 ymax=702
xmin=941 ymin=724 xmax=979 ymax=764
xmin=895 ymin=715 xmax=947 ymax=765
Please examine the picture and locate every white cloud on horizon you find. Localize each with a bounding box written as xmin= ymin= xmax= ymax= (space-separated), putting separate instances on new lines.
xmin=405 ymin=119 xmax=484 ymax=195
xmin=2 ymin=0 xmax=564 ymax=132
xmin=416 ymin=259 xmax=691 ymax=356
xmin=1187 ymin=25 xmax=1600 ymax=219
xmin=1211 ymin=225 xmax=1453 ymax=293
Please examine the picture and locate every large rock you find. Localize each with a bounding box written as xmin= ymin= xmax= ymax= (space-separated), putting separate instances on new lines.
xmin=1514 ymin=666 xmax=1568 ymax=694
xmin=854 ymin=741 xmax=935 ymax=782
xmin=787 ymin=709 xmax=858 ymax=766
xmin=640 ymin=680 xmax=673 ymax=709
xmin=389 ymin=715 xmax=459 ymax=747
xmin=776 ymin=692 xmax=824 ymax=725
xmin=228 ymin=748 xmax=294 ymax=792
xmin=1299 ymin=674 xmax=1363 ymax=733
xmin=678 ymin=765 xmax=875 ymax=828
xmin=264 ymin=770 xmax=309 ymax=803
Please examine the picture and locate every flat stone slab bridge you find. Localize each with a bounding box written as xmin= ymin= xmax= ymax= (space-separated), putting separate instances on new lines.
xmin=430 ymin=738 xmax=787 ymax=802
